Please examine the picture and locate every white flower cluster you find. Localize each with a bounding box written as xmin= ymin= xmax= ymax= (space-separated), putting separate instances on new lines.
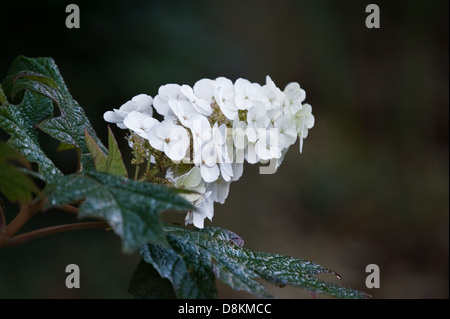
xmin=103 ymin=76 xmax=314 ymax=228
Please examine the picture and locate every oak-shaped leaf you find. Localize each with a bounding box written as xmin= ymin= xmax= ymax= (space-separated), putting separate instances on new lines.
xmin=44 ymin=171 xmax=193 ymax=253
xmin=138 ymin=224 xmax=371 ymax=299
xmin=0 ymin=90 xmax=62 ymax=181
xmin=2 ymin=56 xmax=106 ymax=171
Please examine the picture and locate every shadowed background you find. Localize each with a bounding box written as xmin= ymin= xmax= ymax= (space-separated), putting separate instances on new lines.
xmin=0 ymin=0 xmax=448 ymax=298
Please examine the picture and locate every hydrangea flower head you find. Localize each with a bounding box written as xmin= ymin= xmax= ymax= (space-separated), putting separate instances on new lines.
xmin=104 ymin=76 xmax=314 ymax=228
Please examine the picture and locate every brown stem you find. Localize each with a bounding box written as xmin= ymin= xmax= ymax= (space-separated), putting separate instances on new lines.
xmin=2 ymin=221 xmax=109 ymax=247
xmin=58 ymin=204 xmax=79 ymax=215
xmin=6 ymin=202 xmax=33 ymax=237
xmin=5 ymin=198 xmax=46 ymax=237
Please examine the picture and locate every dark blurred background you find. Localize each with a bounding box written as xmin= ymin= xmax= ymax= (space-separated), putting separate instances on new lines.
xmin=0 ymin=0 xmax=448 ymax=298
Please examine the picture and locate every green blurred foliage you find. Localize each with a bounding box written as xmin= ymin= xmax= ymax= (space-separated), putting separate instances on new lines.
xmin=0 ymin=0 xmax=448 ymax=298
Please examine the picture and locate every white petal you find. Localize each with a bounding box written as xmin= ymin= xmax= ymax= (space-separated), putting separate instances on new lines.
xmin=119 ymin=100 xmax=138 ymax=113
xmin=246 ymin=127 xmax=258 ymax=143
xmin=305 ymin=114 xmax=315 ymax=129
xmin=156 ymin=120 xmax=176 ymax=138
xmin=193 ymin=78 xmax=215 ymax=103
xmin=200 ymin=139 xmax=217 ymax=166
xmin=200 ymin=164 xmax=220 ymax=183
xmin=213 ymin=123 xmax=228 ymax=145
xmin=192 ymin=211 xmax=205 ymax=228
xmin=103 ymin=111 xmax=124 ymax=124
xmin=180 ymin=84 xmax=196 ymax=101
xmin=123 ymin=111 xmax=158 ymax=139
xmin=194 ymin=98 xmax=213 ymax=116
xmin=302 ymin=103 xmax=312 ymax=114
xmin=166 ymin=126 xmax=190 ymax=161
xmin=160 ymin=83 xmax=182 ymax=98
xmin=290 ymin=102 xmax=303 ymax=115
xmin=234 ymin=78 xmax=251 ymax=93
xmin=152 ymin=95 xmax=171 ymax=117
xmin=189 ymin=114 xmax=212 ymax=143
xmin=284 ymin=82 xmax=300 ymax=93
xmin=123 ymin=113 xmax=141 ymax=132
xmin=208 ymin=178 xmax=231 ymax=204
xmin=265 ymin=75 xmax=275 ymax=86
xmin=231 ymin=162 xmax=244 ymax=181
xmin=219 ymin=162 xmax=233 ymax=182
xmin=215 ymin=76 xmax=234 ymax=87
xmin=132 ymin=94 xmax=153 ymax=115
xmin=214 ymin=84 xmax=238 ymax=120
xmin=142 ymin=117 xmax=159 ymax=131
xmin=169 ymin=99 xmax=196 ymax=127
xmin=153 ymin=84 xmax=181 ymax=117
xmin=245 ymin=142 xmax=259 ymax=164
xmin=179 ymin=166 xmax=202 ymax=188
xmin=192 ymin=197 xmax=214 ymax=228
xmin=148 ymin=125 xmax=164 ymax=151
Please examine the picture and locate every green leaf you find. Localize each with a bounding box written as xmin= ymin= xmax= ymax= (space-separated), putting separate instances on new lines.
xmin=140 ymin=224 xmax=371 ymax=299
xmin=44 ymin=171 xmax=193 ymax=253
xmin=85 ymin=126 xmax=128 ymax=177
xmin=2 ymin=56 xmax=67 ymax=96
xmin=9 ymin=71 xmax=59 ymax=101
xmin=0 ymin=84 xmax=6 ymax=104
xmin=140 ymin=233 xmax=218 ymax=299
xmin=14 ymin=71 xmax=59 ymax=89
xmin=0 ymin=91 xmax=62 ymax=181
xmin=0 ymin=142 xmax=38 ymax=202
xmin=128 ymin=259 xmax=177 ymax=299
xmin=57 ymin=142 xmax=77 ymax=152
xmin=2 ymin=56 xmax=106 ymax=171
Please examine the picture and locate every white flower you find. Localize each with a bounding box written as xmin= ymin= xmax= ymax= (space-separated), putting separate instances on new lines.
xmin=198 ymin=139 xmax=221 ymax=183
xmin=168 ymin=99 xmax=197 ymax=127
xmin=214 ymin=77 xmax=239 ymax=120
xmin=264 ymin=107 xmax=283 ymax=129
xmin=206 ymin=177 xmax=231 ymax=204
xmin=284 ymin=82 xmax=306 ymax=116
xmin=103 ymin=94 xmax=153 ymax=129
xmin=293 ymin=103 xmax=315 ymax=153
xmin=193 ymin=78 xmax=216 ymax=104
xmin=246 ymin=106 xmax=266 ymax=131
xmin=274 ymin=114 xmax=297 ymax=149
xmin=123 ymin=111 xmax=159 ymax=139
xmin=260 ymin=76 xmax=285 ymax=110
xmin=180 ymin=84 xmax=213 ymax=116
xmin=234 ymin=78 xmax=262 ymax=110
xmin=148 ymin=120 xmax=190 ymax=161
xmin=255 ymin=128 xmax=282 ymax=161
xmin=152 ymin=84 xmax=183 ymax=118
